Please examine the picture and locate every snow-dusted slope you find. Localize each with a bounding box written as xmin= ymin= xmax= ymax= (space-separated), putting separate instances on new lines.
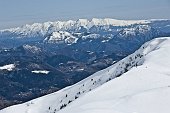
xmin=44 ymin=31 xmax=78 ymax=44
xmin=1 ymin=37 xmax=170 ymax=113
xmin=23 ymin=45 xmax=41 ymax=53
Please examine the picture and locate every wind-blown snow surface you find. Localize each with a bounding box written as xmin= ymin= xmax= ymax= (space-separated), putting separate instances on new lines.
xmin=1 ymin=37 xmax=170 ymax=113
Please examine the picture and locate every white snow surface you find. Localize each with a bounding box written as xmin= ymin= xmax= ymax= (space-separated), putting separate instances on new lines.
xmin=31 ymin=70 xmax=50 ymax=74
xmin=0 ymin=64 xmax=15 ymax=71
xmin=1 ymin=37 xmax=170 ymax=113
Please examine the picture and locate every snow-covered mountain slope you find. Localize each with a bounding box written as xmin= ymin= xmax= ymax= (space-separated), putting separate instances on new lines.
xmin=58 ymin=37 xmax=170 ymax=113
xmin=0 ymin=37 xmax=170 ymax=113
xmin=44 ymin=31 xmax=78 ymax=44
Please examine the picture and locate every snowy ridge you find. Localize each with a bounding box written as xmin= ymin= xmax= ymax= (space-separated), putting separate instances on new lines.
xmin=0 ymin=18 xmax=150 ymax=37
xmin=1 ymin=37 xmax=169 ymax=113
xmin=44 ymin=31 xmax=78 ymax=44
xmin=1 ymin=18 xmax=169 ymax=46
xmin=119 ymin=25 xmax=152 ymax=37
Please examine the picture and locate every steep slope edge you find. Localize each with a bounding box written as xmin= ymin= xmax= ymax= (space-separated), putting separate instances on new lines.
xmin=58 ymin=37 xmax=170 ymax=113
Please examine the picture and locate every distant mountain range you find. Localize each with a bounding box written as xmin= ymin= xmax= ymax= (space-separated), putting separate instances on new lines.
xmin=0 ymin=18 xmax=170 ymax=109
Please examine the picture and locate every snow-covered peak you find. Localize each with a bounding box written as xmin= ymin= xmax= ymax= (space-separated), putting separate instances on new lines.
xmin=76 ymin=19 xmax=89 ymax=27
xmin=90 ymin=18 xmax=149 ymax=27
xmin=44 ymin=31 xmax=78 ymax=44
xmin=119 ymin=25 xmax=152 ymax=37
xmin=1 ymin=37 xmax=170 ymax=113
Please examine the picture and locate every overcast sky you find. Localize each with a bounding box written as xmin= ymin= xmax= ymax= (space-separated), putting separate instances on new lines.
xmin=0 ymin=0 xmax=170 ymax=29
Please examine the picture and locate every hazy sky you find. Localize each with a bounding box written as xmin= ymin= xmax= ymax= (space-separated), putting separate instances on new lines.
xmin=0 ymin=0 xmax=170 ymax=29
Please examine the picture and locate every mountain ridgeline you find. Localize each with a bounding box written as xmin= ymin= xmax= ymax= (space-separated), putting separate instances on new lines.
xmin=0 ymin=18 xmax=170 ymax=109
